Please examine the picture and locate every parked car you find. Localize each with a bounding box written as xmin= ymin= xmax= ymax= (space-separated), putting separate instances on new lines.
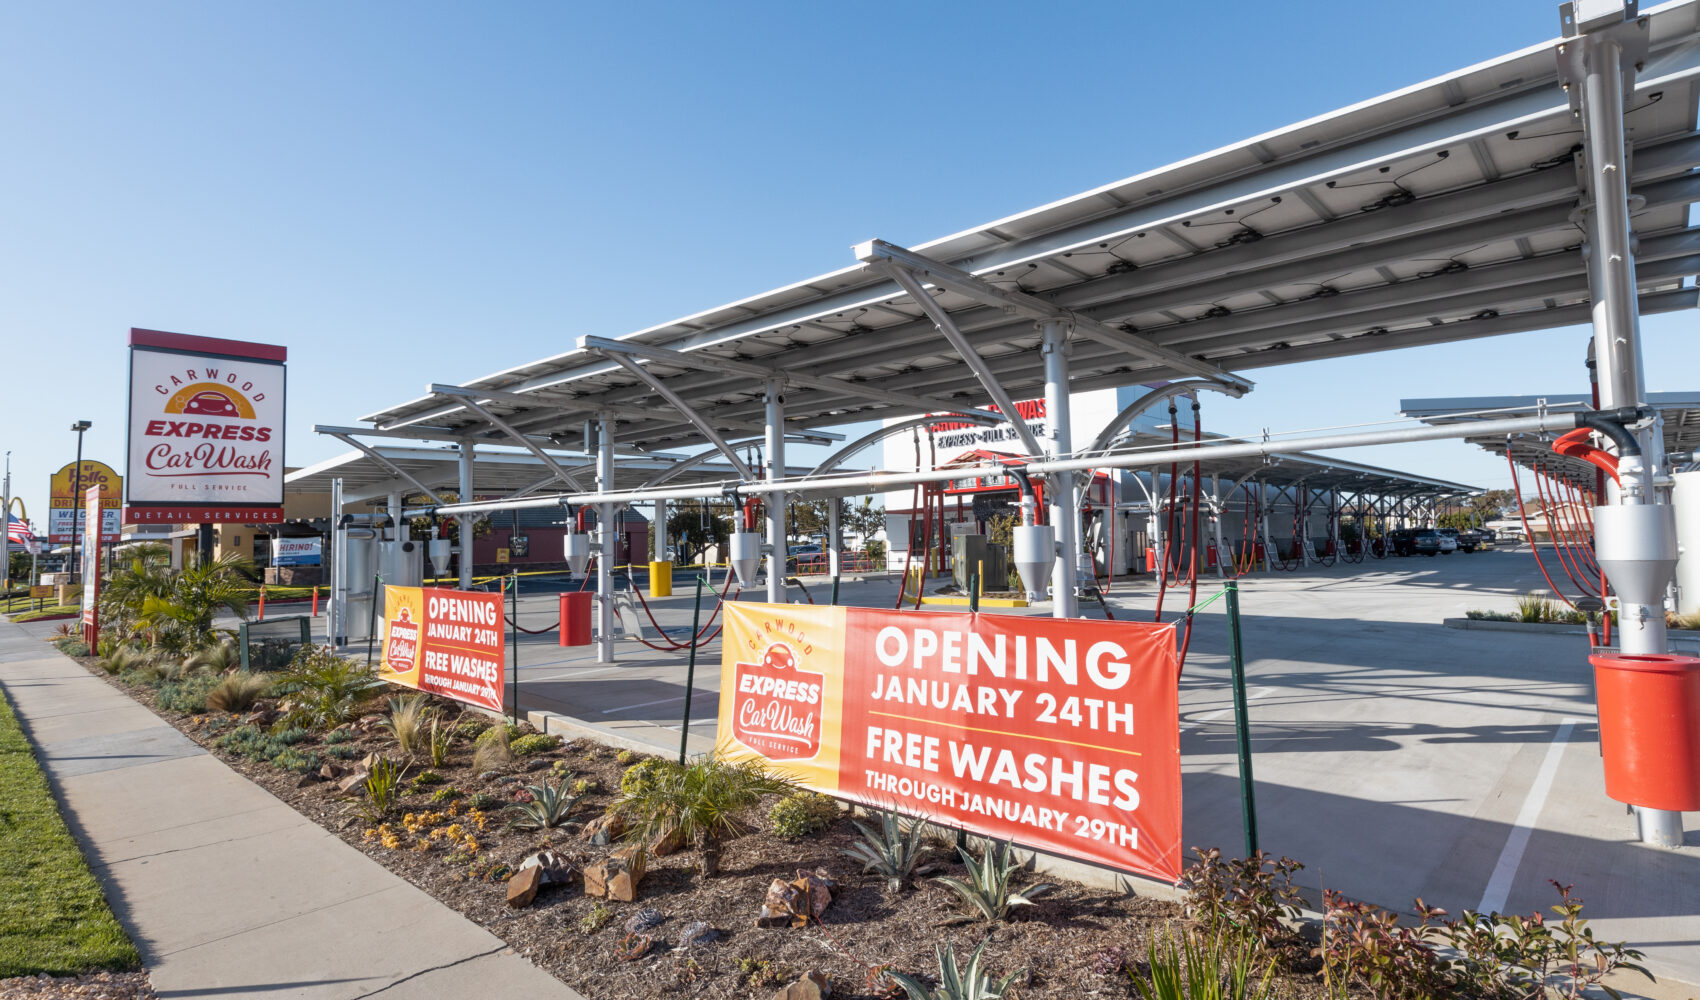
xmin=785 ymin=543 xmax=823 ymax=574
xmin=1438 ymin=528 xmax=1476 ymax=553
xmin=1387 ymin=528 xmax=1418 ymax=556
xmin=1413 ymin=529 xmax=1457 ymax=556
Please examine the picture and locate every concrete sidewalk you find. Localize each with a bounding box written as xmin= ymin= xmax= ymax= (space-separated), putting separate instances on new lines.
xmin=0 ymin=621 xmax=585 ymax=1000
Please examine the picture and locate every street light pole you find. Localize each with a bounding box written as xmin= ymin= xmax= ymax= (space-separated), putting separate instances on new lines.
xmin=68 ymin=421 xmax=91 ymax=584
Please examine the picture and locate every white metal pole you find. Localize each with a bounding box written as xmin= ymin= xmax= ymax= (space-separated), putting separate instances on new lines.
xmin=330 ymin=477 xmax=344 ymax=645
xmin=827 ymin=500 xmax=842 ymax=579
xmin=1577 ymin=15 xmax=1680 ymax=847
xmin=652 ymin=498 xmax=666 ymax=563
xmin=597 ymin=416 xmax=616 ymax=664
xmin=765 ymin=381 xmax=788 ymax=605
xmin=1259 ymin=481 xmax=1273 ymax=572
xmin=457 ymin=442 xmax=475 ymax=590
xmin=1041 ymin=321 xmax=1078 ymax=618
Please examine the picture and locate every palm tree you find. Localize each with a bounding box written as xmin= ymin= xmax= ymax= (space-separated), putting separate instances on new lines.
xmin=138 ymin=553 xmax=254 ymax=654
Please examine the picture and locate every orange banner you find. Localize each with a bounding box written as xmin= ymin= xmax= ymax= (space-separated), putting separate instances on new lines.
xmin=380 ymin=585 xmax=505 ymax=713
xmin=718 ymin=603 xmax=1182 ymax=882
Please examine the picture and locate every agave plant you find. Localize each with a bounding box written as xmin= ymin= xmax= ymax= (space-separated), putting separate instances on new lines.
xmin=932 ymin=840 xmax=1055 ymax=924
xmin=888 ymin=938 xmax=1024 ymax=1000
xmin=506 ymin=773 xmax=585 ymax=831
xmin=841 ymin=807 xmax=931 ymax=892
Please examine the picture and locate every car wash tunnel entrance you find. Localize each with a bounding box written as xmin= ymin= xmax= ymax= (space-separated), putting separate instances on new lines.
xmin=280 ymin=1 xmax=1700 ymax=984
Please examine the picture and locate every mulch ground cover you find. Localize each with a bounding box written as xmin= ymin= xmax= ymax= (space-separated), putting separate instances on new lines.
xmin=61 ymin=650 xmax=1331 ymax=1000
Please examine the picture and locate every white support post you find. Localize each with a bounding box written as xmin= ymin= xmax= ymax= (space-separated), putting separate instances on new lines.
xmin=827 ymin=500 xmax=842 ymax=579
xmin=329 ymin=477 xmax=345 ymax=645
xmin=1041 ymin=321 xmax=1078 ymax=618
xmin=388 ymin=491 xmax=404 ymax=543
xmin=1571 ymin=3 xmax=1682 ymax=848
xmin=457 ymin=442 xmax=475 ymax=591
xmin=1211 ymin=474 xmax=1227 ymax=580
xmin=652 ymin=498 xmax=666 ymax=562
xmin=765 ymin=381 xmax=788 ymax=605
xmin=597 ymin=416 xmax=616 ymax=664
xmin=1259 ymin=481 xmax=1274 ymax=571
xmin=1298 ymin=487 xmax=1313 ymax=567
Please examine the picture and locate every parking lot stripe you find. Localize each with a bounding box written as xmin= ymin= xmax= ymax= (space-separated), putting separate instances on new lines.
xmin=1477 ymin=717 xmax=1578 ymax=915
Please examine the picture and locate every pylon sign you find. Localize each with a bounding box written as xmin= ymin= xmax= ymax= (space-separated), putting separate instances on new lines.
xmin=124 ymin=328 xmax=287 ymax=525
xmin=48 ymin=461 xmax=122 ymax=544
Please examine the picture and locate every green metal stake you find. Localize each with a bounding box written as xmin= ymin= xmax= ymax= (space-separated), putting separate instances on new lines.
xmin=365 ymin=573 xmax=382 ymax=666
xmin=830 ymin=574 xmax=840 ymax=606
xmin=509 ymin=571 xmax=519 ymax=723
xmin=968 ymin=567 xmax=980 ymax=613
xmin=1224 ymin=579 xmax=1259 ymax=857
xmin=678 ymin=574 xmax=705 ymax=764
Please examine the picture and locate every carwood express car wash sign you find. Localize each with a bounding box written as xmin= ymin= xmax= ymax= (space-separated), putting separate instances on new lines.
xmin=124 ymin=328 xmax=286 ymax=525
xmin=718 ymin=603 xmax=1183 ymax=882
xmin=379 ymin=586 xmax=505 ymax=713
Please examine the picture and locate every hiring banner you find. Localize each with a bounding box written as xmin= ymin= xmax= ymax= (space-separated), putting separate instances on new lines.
xmin=717 ymin=603 xmax=1182 ymax=882
xmin=124 ymin=328 xmax=286 ymax=525
xmin=379 ymin=586 xmax=505 ymax=712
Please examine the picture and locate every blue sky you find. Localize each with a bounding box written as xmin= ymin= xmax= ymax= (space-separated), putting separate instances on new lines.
xmin=2 ymin=1 xmax=1693 ymax=523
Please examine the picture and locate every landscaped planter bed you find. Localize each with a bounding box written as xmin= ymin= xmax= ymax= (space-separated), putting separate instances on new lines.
xmin=63 ymin=649 xmax=1215 ymax=999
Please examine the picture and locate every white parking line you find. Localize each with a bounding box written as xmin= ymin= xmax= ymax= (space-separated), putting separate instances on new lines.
xmin=1477 ymin=717 xmax=1578 ymax=915
xmin=601 ymin=691 xmax=717 ymax=715
xmin=521 ymin=664 xmax=625 ymax=683
xmin=1184 ymin=686 xmax=1275 ymax=729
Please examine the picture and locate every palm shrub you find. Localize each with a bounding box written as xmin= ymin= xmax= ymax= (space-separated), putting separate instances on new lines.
xmin=506 ymin=773 xmax=585 ymax=831
xmin=932 ymin=840 xmax=1055 ymax=924
xmin=205 ymin=671 xmax=271 ymax=713
xmin=100 ymin=547 xmax=175 ymax=642
xmin=137 ymin=553 xmax=255 ymax=655
xmin=841 ymin=807 xmax=931 ymax=892
xmin=888 ymin=938 xmax=1023 ymax=1000
xmin=271 ymin=645 xmax=385 ymax=730
xmin=612 ymin=752 xmax=798 ymax=876
xmin=381 ymin=693 xmax=436 ymax=755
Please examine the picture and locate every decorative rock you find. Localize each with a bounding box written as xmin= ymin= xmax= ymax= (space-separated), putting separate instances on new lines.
xmin=506 ymin=864 xmax=543 ymax=908
xmin=360 ymin=752 xmax=383 ymax=772
xmin=648 ymin=821 xmax=684 ymax=857
xmin=318 ymin=763 xmax=344 ymax=780
xmin=336 ymin=771 xmax=370 ymax=794
xmin=525 ymin=758 xmax=550 ymax=772
xmin=757 ymin=869 xmax=837 ymax=928
xmin=518 ymin=849 xmax=575 ymax=886
xmin=239 ymin=707 xmax=275 ymax=727
xmin=672 ymin=920 xmax=718 ymax=951
xmin=622 ymin=906 xmax=664 ymax=934
xmin=354 ymin=713 xmax=385 ymax=733
xmin=294 ymin=773 xmax=318 ymax=788
xmin=774 ymin=972 xmax=832 ymax=1000
xmin=582 ymin=812 xmax=626 ymax=846
xmin=583 ymin=844 xmax=646 ymax=902
xmin=477 ymin=770 xmax=502 ymax=781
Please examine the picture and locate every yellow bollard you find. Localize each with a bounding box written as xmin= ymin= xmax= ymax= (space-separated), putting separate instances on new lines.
xmin=649 ymin=561 xmax=673 ymax=598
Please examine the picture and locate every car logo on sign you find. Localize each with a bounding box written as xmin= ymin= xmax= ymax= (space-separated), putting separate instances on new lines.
xmin=731 ymin=642 xmax=823 ymax=761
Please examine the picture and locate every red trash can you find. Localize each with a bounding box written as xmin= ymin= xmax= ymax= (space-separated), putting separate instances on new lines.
xmin=1590 ymin=652 xmax=1700 ymax=811
xmin=559 ymin=591 xmax=593 ymax=647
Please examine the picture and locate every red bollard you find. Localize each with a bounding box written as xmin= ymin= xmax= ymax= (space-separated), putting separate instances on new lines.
xmin=559 ymin=591 xmax=593 ymax=647
xmin=311 ymin=585 xmax=319 ymax=616
xmin=1591 ymin=652 xmax=1700 ymax=811
xmin=257 ymin=585 xmax=266 ymax=622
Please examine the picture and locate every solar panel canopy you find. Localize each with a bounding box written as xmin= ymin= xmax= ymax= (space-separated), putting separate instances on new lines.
xmin=356 ymin=1 xmax=1700 ymax=467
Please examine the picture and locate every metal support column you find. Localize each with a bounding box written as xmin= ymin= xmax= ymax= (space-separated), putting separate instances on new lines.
xmin=827 ymin=500 xmax=842 ymax=579
xmin=765 ymin=381 xmax=788 ymax=605
xmin=1041 ymin=321 xmax=1078 ymax=618
xmin=597 ymin=416 xmax=617 ymax=664
xmin=456 ymin=442 xmax=475 ymax=590
xmin=1569 ymin=1 xmax=1682 ymax=847
xmin=1259 ymin=481 xmax=1274 ymax=571
xmin=329 ymin=477 xmax=345 ymax=645
xmin=653 ymin=498 xmax=666 ymax=562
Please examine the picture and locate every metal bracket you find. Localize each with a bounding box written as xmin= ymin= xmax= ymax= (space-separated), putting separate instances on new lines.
xmin=1556 ymin=3 xmax=1648 ymax=116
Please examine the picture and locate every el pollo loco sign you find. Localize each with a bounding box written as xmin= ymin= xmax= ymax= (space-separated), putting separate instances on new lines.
xmin=125 ymin=328 xmax=286 ymax=524
xmin=719 ymin=604 xmax=1183 ymax=882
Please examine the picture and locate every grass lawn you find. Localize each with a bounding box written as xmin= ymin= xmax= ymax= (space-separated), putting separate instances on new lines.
xmin=5 ymin=604 xmax=79 ymax=623
xmin=0 ymin=687 xmax=140 ymax=976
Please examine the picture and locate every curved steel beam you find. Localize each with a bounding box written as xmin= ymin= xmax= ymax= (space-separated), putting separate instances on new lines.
xmin=1086 ymin=379 xmax=1248 ymax=457
xmin=803 ymin=415 xmax=970 ymax=479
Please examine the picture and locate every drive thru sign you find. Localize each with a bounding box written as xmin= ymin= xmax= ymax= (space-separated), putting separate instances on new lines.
xmin=717 ymin=603 xmax=1183 ymax=882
